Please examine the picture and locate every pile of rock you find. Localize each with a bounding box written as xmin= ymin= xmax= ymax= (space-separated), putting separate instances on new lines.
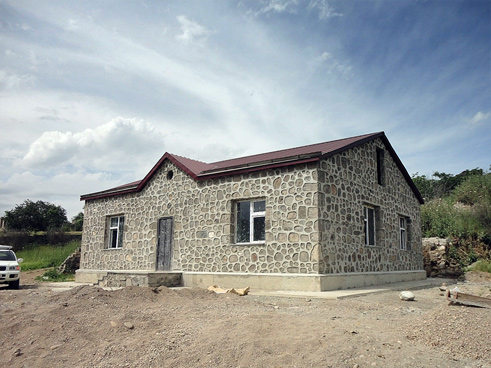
xmin=58 ymin=248 xmax=81 ymax=274
xmin=423 ymin=238 xmax=462 ymax=278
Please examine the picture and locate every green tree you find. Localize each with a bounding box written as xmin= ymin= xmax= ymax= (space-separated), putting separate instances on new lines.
xmin=3 ymin=200 xmax=68 ymax=231
xmin=71 ymin=212 xmax=84 ymax=231
xmin=412 ymin=173 xmax=435 ymax=200
xmin=452 ymin=172 xmax=490 ymax=206
xmin=412 ymin=168 xmax=486 ymax=201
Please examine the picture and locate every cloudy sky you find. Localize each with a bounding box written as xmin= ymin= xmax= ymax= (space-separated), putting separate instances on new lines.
xmin=1 ymin=0 xmax=490 ymax=220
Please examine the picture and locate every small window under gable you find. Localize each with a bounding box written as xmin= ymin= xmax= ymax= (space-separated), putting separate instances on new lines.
xmin=236 ymin=199 xmax=265 ymax=244
xmin=376 ymin=148 xmax=385 ymax=186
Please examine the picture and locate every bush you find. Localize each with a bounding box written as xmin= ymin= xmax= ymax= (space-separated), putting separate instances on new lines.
xmin=421 ymin=199 xmax=456 ymax=238
xmin=0 ymin=230 xmax=30 ymax=251
xmin=452 ymin=174 xmax=491 ymax=206
xmin=422 ymin=199 xmax=490 ymax=243
xmin=0 ymin=232 xmax=82 ymax=251
xmin=470 ymin=260 xmax=491 ymax=274
xmin=446 ymin=244 xmax=461 ymax=264
xmin=36 ymin=268 xmax=75 ymax=282
xmin=466 ymin=247 xmax=478 ymax=264
xmin=46 ymin=228 xmax=68 ymax=245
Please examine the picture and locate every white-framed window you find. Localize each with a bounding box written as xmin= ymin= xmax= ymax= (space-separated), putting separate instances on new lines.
xmin=108 ymin=215 xmax=124 ymax=249
xmin=236 ymin=199 xmax=266 ymax=244
xmin=400 ymin=216 xmax=411 ymax=250
xmin=400 ymin=217 xmax=407 ymax=250
xmin=364 ymin=205 xmax=376 ymax=246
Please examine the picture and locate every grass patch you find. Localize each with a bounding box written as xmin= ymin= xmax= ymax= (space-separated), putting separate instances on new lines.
xmin=470 ymin=259 xmax=491 ymax=273
xmin=17 ymin=240 xmax=80 ymax=271
xmin=36 ymin=268 xmax=75 ymax=282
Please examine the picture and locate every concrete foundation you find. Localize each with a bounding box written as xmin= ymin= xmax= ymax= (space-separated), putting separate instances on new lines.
xmin=77 ymin=269 xmax=426 ymax=291
xmin=75 ymin=269 xmax=182 ymax=288
xmin=182 ymin=270 xmax=427 ymax=291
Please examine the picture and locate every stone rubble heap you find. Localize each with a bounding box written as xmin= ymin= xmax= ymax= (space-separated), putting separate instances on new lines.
xmin=422 ymin=238 xmax=462 ymax=278
xmin=58 ymin=248 xmax=81 ymax=274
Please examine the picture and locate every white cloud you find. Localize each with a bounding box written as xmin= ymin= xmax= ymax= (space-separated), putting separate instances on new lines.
xmin=64 ymin=19 xmax=80 ymax=31
xmin=0 ymin=170 xmax=118 ymax=219
xmin=308 ymin=0 xmax=343 ymax=20
xmin=316 ymin=51 xmax=353 ymax=79
xmin=21 ymin=131 xmax=79 ymax=168
xmin=319 ymin=52 xmax=331 ymax=61
xmin=18 ymin=23 xmax=32 ymax=31
xmin=469 ymin=111 xmax=491 ymax=125
xmin=175 ymin=15 xmax=211 ymax=44
xmin=255 ymin=0 xmax=299 ymax=16
xmin=1 ymin=0 xmax=489 ymax=219
xmin=28 ymin=50 xmax=38 ymax=71
xmin=20 ymin=118 xmax=166 ymax=172
xmin=0 ymin=70 xmax=36 ymax=91
xmin=0 ymin=91 xmax=118 ymax=150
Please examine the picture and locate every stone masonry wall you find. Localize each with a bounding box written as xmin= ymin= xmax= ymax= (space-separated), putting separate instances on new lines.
xmin=80 ymin=139 xmax=423 ymax=276
xmin=80 ymin=162 xmax=321 ymax=274
xmin=317 ymin=138 xmax=423 ymax=274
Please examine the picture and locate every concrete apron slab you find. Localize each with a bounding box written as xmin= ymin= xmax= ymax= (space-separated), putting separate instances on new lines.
xmin=32 ymin=277 xmax=455 ymax=298
xmin=182 ymin=270 xmax=428 ymax=292
xmin=77 ymin=269 xmax=428 ymax=292
xmin=248 ymin=278 xmax=456 ymax=300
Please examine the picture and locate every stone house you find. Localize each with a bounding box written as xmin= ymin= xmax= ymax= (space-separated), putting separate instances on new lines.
xmin=76 ymin=132 xmax=425 ymax=291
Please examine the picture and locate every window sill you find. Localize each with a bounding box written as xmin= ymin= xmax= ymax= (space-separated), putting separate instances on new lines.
xmin=234 ymin=242 xmax=265 ymax=246
xmin=104 ymin=247 xmax=123 ymax=251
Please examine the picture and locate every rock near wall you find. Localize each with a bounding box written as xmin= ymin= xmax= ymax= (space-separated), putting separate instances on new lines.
xmin=58 ymin=248 xmax=81 ymax=274
xmin=423 ymin=238 xmax=463 ymax=278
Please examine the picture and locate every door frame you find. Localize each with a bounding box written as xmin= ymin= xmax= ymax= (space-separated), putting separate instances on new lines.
xmin=156 ymin=216 xmax=173 ymax=271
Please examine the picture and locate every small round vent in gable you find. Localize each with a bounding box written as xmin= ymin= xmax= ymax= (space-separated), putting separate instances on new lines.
xmin=167 ymin=170 xmax=174 ymax=180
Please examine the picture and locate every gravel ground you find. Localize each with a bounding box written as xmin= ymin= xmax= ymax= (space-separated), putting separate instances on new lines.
xmin=0 ymin=270 xmax=489 ymax=368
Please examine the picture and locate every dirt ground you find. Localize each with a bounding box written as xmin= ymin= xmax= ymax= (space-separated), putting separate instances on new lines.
xmin=1 ymin=270 xmax=490 ymax=368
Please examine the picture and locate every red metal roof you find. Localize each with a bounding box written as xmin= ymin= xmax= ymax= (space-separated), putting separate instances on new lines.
xmin=206 ymin=132 xmax=377 ymax=172
xmin=80 ymin=132 xmax=423 ymax=203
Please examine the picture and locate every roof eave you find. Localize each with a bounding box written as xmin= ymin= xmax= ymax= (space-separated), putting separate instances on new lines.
xmin=197 ymin=157 xmax=321 ymax=180
xmin=378 ymin=135 xmax=424 ymax=204
xmin=80 ymin=185 xmax=139 ymax=201
xmin=198 ymin=152 xmax=322 ymax=177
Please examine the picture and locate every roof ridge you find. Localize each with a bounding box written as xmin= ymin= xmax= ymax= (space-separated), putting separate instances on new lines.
xmin=170 ymin=153 xmax=209 ymax=165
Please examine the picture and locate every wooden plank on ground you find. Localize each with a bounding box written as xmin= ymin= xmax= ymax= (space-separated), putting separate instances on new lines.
xmin=445 ymin=289 xmax=491 ymax=309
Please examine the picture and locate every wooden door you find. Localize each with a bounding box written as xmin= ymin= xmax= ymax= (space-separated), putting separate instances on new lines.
xmin=157 ymin=217 xmax=173 ymax=271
